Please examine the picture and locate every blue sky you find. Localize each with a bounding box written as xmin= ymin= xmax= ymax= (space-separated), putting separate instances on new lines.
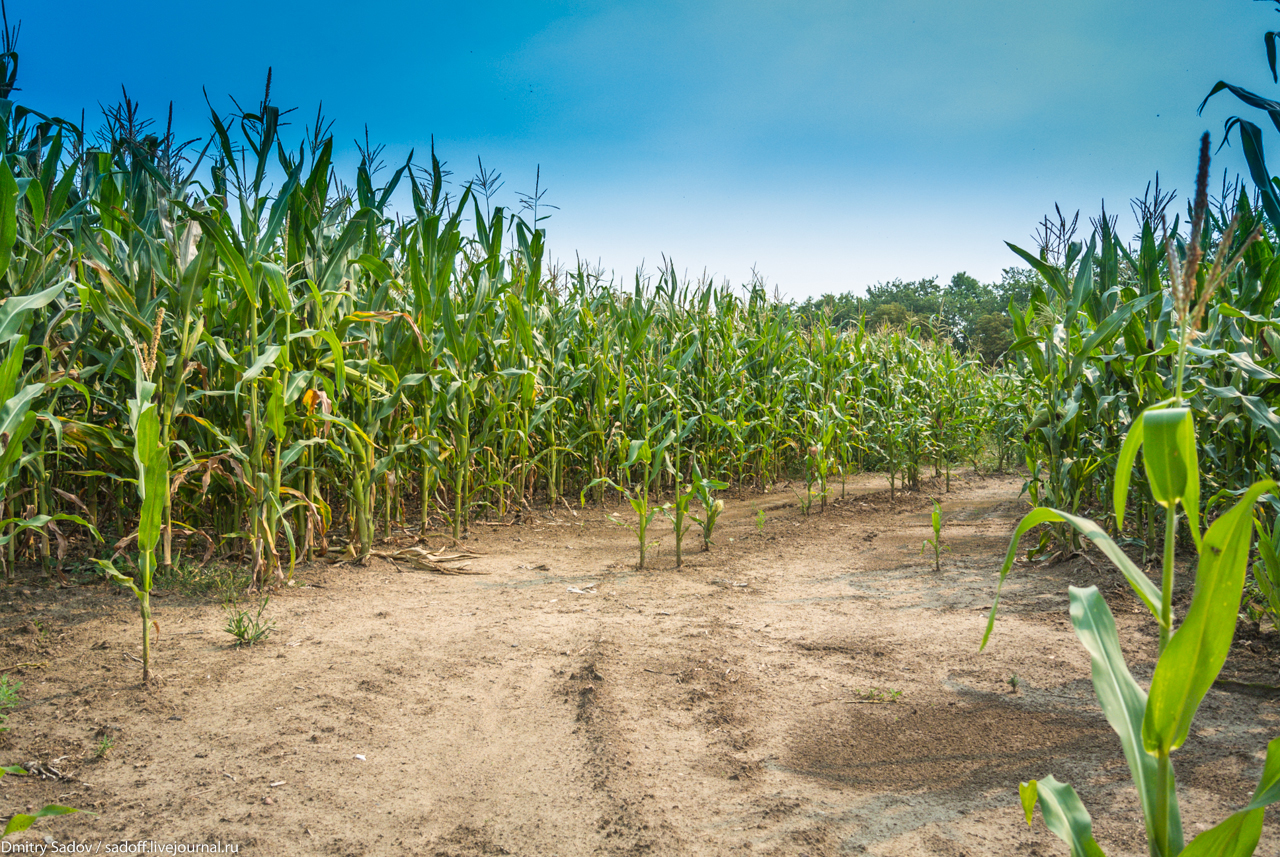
xmin=25 ymin=1 xmax=1280 ymax=300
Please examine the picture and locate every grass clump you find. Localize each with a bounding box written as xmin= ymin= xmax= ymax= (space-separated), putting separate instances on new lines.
xmin=225 ymin=596 xmax=274 ymax=647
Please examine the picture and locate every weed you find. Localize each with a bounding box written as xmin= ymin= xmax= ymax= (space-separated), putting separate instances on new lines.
xmin=0 ymin=675 xmax=18 ymax=733
xmin=1251 ymin=516 xmax=1280 ymax=632
xmin=153 ymin=559 xmax=252 ymax=599
xmin=754 ymin=508 xmax=766 ymax=535
xmin=0 ymin=676 xmax=20 ymax=709
xmin=93 ymin=736 xmax=115 ymax=759
xmin=224 ymin=596 xmax=274 ymax=647
xmin=855 ymin=687 xmax=902 ymax=704
xmin=0 ymin=763 xmax=80 ymax=836
xmin=1008 ymin=673 xmax=1021 ymax=693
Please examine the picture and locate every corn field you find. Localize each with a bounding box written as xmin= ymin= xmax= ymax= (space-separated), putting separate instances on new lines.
xmin=0 ymin=75 xmax=1006 ymax=589
xmin=3 ymin=38 xmax=1280 ymax=598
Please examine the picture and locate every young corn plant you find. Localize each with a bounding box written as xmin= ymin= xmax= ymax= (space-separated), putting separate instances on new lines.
xmin=689 ymin=461 xmax=728 ymax=551
xmin=920 ymin=498 xmax=948 ymax=573
xmin=583 ymin=418 xmax=674 ymax=569
xmin=659 ymin=342 xmax=697 ymax=567
xmin=96 ymin=322 xmax=169 ymax=684
xmin=982 ymin=137 xmax=1280 ymax=857
xmin=662 ymin=485 xmax=693 ymax=568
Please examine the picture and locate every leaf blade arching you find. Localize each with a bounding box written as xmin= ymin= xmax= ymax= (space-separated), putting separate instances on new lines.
xmin=1068 ymin=586 xmax=1180 ymax=852
xmin=1019 ymin=775 xmax=1108 ymax=857
xmin=982 ymin=508 xmax=1164 ymax=651
xmin=1144 ymin=480 xmax=1278 ymax=756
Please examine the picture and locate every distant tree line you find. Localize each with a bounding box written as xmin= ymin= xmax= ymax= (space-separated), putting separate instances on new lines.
xmin=794 ymin=267 xmax=1039 ymax=364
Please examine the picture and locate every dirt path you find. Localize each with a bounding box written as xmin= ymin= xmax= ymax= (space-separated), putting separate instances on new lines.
xmin=2 ymin=471 xmax=1278 ymax=855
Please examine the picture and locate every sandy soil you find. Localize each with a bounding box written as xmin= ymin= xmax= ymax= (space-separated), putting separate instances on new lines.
xmin=1 ymin=471 xmax=1277 ymax=856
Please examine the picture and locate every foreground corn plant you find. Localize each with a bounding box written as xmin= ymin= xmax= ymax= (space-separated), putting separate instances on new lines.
xmin=982 ymin=137 xmax=1280 ymax=856
xmin=96 ymin=321 xmax=169 ymax=683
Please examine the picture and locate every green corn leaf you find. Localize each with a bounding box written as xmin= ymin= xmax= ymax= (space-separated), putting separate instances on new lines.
xmin=651 ymin=429 xmax=676 ymax=463
xmin=186 ymin=209 xmax=256 ymax=307
xmin=1202 ymin=385 xmax=1280 ymax=448
xmin=236 ymin=345 xmax=284 ymax=393
xmin=982 ymin=508 xmax=1163 ymax=650
xmin=1144 ymin=480 xmax=1278 ymax=756
xmin=25 ymin=171 xmax=44 ymax=230
xmin=1018 ymin=775 xmax=1107 ymax=857
xmin=3 ymin=804 xmax=80 ymax=836
xmin=0 ymin=409 xmax=36 ymax=494
xmin=0 ymin=281 xmax=66 ymax=344
xmin=1065 ymin=295 xmax=1156 ymax=384
xmin=134 ymin=404 xmax=168 ymax=553
xmin=1141 ymin=408 xmax=1201 ymax=547
xmin=622 ymin=439 xmax=646 ymax=468
xmin=0 ymin=156 xmax=17 ymax=280
xmin=280 ymin=437 xmax=328 ymax=469
xmin=94 ymin=558 xmax=140 ymax=596
xmin=0 ymin=381 xmax=43 ymax=442
xmin=1068 ymin=585 xmax=1181 ymax=852
xmin=1244 ymin=736 xmax=1280 ymax=811
xmin=265 ymin=376 xmax=287 ymax=440
xmin=0 ymin=513 xmax=97 ymax=547
xmin=1142 ymin=409 xmax=1193 ymax=508
xmin=1113 ymin=417 xmax=1144 ymax=530
xmin=0 ymin=331 xmax=22 ymax=402
xmin=1005 ymin=242 xmax=1070 ymax=300
xmin=1178 ymin=737 xmax=1280 ymax=857
xmin=259 ymin=261 xmax=291 ymax=312
xmin=1222 ymin=118 xmax=1280 ymax=233
xmin=1176 ymin=810 xmax=1264 ymax=857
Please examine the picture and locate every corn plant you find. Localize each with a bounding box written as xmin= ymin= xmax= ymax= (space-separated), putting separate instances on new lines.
xmin=0 ymin=282 xmax=99 ymax=578
xmin=688 ymin=462 xmax=728 ymax=550
xmin=96 ymin=321 xmax=169 ymax=683
xmin=584 ymin=418 xmax=674 ymax=569
xmin=920 ymin=498 xmax=947 ymax=573
xmin=982 ymin=139 xmax=1280 ymax=857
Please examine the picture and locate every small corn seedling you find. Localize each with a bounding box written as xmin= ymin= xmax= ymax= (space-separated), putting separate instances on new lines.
xmin=983 ymin=139 xmax=1280 ymax=857
xmin=920 ymin=498 xmax=948 ymax=573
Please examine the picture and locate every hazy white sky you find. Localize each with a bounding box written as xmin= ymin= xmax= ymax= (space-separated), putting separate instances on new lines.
xmin=31 ymin=0 xmax=1280 ymax=299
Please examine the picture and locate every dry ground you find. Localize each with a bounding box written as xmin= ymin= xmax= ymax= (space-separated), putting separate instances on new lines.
xmin=1 ymin=471 xmax=1278 ymax=856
